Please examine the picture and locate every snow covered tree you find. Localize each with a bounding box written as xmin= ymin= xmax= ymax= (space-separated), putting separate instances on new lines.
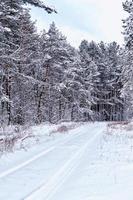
xmin=10 ymin=9 xmax=41 ymax=125
xmin=79 ymin=40 xmax=99 ymax=121
xmin=0 ymin=0 xmax=24 ymax=125
xmin=107 ymin=42 xmax=124 ymax=121
xmin=79 ymin=40 xmax=102 ymax=120
xmin=39 ymin=24 xmax=95 ymax=122
xmin=121 ymin=0 xmax=133 ymax=119
xmin=61 ymin=45 xmax=86 ymax=121
xmin=96 ymin=41 xmax=123 ymax=121
xmin=0 ymin=0 xmax=56 ymax=126
xmin=38 ymin=22 xmax=73 ymax=123
xmin=80 ymin=40 xmax=123 ymax=121
xmin=0 ymin=0 xmax=127 ymax=126
xmin=99 ymin=42 xmax=123 ymax=121
xmin=23 ymin=0 xmax=57 ymax=13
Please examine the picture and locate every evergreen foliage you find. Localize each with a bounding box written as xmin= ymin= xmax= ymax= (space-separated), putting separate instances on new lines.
xmin=1 ymin=0 xmax=133 ymax=125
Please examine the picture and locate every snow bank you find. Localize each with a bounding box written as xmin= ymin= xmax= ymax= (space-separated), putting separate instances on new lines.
xmin=0 ymin=122 xmax=81 ymax=155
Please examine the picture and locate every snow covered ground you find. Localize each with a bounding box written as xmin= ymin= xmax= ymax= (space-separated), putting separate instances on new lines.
xmin=1 ymin=122 xmax=133 ymax=200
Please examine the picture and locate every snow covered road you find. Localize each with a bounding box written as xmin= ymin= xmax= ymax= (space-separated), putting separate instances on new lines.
xmin=24 ymin=124 xmax=103 ymax=200
xmin=0 ymin=123 xmax=104 ymax=200
xmin=1 ymin=122 xmax=133 ymax=200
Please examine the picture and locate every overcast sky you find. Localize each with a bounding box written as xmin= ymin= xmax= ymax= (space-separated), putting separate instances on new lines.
xmin=30 ymin=0 xmax=127 ymax=48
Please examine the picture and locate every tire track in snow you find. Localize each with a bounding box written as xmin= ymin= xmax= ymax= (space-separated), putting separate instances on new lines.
xmin=0 ymin=147 xmax=55 ymax=179
xmin=0 ymin=127 xmax=83 ymax=179
xmin=24 ymin=131 xmax=101 ymax=200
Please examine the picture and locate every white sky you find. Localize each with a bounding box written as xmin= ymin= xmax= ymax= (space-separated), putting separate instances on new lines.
xmin=30 ymin=0 xmax=127 ymax=47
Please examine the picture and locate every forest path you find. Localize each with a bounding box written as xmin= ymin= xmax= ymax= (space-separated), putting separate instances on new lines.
xmin=0 ymin=123 xmax=104 ymax=200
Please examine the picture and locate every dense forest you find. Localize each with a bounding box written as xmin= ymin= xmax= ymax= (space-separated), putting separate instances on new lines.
xmin=0 ymin=0 xmax=133 ymax=126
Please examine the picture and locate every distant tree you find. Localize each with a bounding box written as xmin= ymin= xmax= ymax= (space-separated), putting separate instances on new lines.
xmin=80 ymin=40 xmax=123 ymax=121
xmin=79 ymin=40 xmax=99 ymax=121
xmin=39 ymin=22 xmax=72 ymax=123
xmin=105 ymin=42 xmax=123 ymax=121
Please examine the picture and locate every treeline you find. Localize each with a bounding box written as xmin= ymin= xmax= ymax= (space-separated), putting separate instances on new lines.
xmin=0 ymin=0 xmax=133 ymax=126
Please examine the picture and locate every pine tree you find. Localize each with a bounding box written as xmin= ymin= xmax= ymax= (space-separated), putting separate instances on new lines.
xmin=39 ymin=22 xmax=72 ymax=123
xmin=81 ymin=40 xmax=122 ymax=121
xmin=122 ymin=0 xmax=133 ymax=119
xmin=107 ymin=42 xmax=123 ymax=121
xmin=80 ymin=40 xmax=102 ymax=120
xmin=0 ymin=0 xmax=55 ymax=125
xmin=62 ymin=45 xmax=84 ymax=121
xmin=11 ymin=8 xmax=41 ymax=125
xmin=97 ymin=41 xmax=123 ymax=121
xmin=0 ymin=0 xmax=24 ymax=125
xmin=23 ymin=0 xmax=57 ymax=13
xmin=79 ymin=40 xmax=99 ymax=121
